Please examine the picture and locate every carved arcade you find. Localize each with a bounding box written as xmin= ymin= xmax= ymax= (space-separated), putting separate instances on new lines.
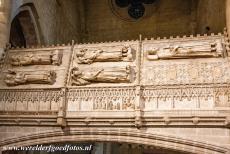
xmin=67 ymin=87 xmax=136 ymax=111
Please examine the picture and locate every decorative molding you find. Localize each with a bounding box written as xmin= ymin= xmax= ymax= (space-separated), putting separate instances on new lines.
xmin=67 ymin=86 xmax=136 ymax=111
xmin=0 ymin=89 xmax=63 ymax=112
xmin=143 ymin=84 xmax=230 ymax=109
xmin=65 ymin=114 xmax=228 ymax=127
xmin=0 ymin=128 xmax=229 ymax=154
xmin=142 ymin=61 xmax=230 ymax=85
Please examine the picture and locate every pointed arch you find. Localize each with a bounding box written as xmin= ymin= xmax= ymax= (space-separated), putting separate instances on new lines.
xmin=0 ymin=128 xmax=229 ymax=154
xmin=10 ymin=3 xmax=43 ymax=47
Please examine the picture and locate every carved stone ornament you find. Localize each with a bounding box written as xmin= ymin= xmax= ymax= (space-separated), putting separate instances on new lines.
xmin=4 ymin=70 xmax=56 ymax=86
xmin=75 ymin=46 xmax=133 ymax=64
xmin=10 ymin=50 xmax=63 ymax=66
xmin=146 ymin=42 xmax=221 ymax=60
xmin=71 ymin=66 xmax=132 ymax=86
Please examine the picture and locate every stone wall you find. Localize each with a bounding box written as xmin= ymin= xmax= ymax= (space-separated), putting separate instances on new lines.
xmin=56 ymin=0 xmax=85 ymax=44
xmin=226 ymin=0 xmax=230 ymax=36
xmin=85 ymin=0 xmax=192 ymax=42
xmin=85 ymin=0 xmax=225 ymax=42
xmin=0 ymin=0 xmax=11 ymax=48
xmin=197 ymin=0 xmax=226 ymax=35
xmin=10 ymin=0 xmax=226 ymax=45
xmin=11 ymin=0 xmax=84 ymax=45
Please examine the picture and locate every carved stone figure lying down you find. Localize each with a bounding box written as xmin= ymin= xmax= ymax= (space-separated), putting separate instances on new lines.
xmin=76 ymin=46 xmax=133 ymax=64
xmin=10 ymin=50 xmax=63 ymax=66
xmin=4 ymin=70 xmax=56 ymax=86
xmin=71 ymin=66 xmax=132 ymax=86
xmin=146 ymin=42 xmax=221 ymax=60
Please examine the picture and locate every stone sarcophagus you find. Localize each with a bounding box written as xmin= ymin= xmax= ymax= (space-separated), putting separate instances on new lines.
xmin=0 ymin=46 xmax=72 ymax=89
xmin=142 ymin=35 xmax=228 ymax=86
xmin=0 ymin=33 xmax=230 ymax=128
xmin=69 ymin=42 xmax=137 ymax=87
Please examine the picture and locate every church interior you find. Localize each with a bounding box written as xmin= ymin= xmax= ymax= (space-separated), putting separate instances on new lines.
xmin=0 ymin=0 xmax=230 ymax=154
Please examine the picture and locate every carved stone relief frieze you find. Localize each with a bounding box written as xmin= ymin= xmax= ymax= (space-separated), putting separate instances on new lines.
xmin=67 ymin=87 xmax=136 ymax=111
xmin=4 ymin=70 xmax=56 ymax=86
xmin=70 ymin=65 xmax=133 ymax=86
xmin=75 ymin=45 xmax=134 ymax=64
xmin=142 ymin=61 xmax=230 ymax=85
xmin=70 ymin=43 xmax=137 ymax=86
xmin=142 ymin=85 xmax=230 ymax=110
xmin=146 ymin=41 xmax=223 ymax=61
xmin=9 ymin=50 xmax=63 ymax=66
xmin=1 ymin=35 xmax=230 ymax=113
xmin=214 ymin=87 xmax=230 ymax=107
xmin=65 ymin=42 xmax=138 ymax=111
xmin=0 ymin=89 xmax=63 ymax=112
xmin=142 ymin=35 xmax=228 ymax=86
xmin=0 ymin=47 xmax=71 ymax=88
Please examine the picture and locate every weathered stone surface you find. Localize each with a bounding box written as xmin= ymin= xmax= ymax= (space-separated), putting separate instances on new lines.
xmin=0 ymin=1 xmax=229 ymax=153
xmin=9 ymin=50 xmax=63 ymax=66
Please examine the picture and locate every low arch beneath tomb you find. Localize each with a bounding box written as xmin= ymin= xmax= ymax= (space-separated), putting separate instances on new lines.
xmin=0 ymin=128 xmax=229 ymax=154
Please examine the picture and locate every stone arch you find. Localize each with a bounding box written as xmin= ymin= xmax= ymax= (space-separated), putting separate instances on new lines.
xmin=1 ymin=128 xmax=229 ymax=154
xmin=9 ymin=3 xmax=43 ymax=47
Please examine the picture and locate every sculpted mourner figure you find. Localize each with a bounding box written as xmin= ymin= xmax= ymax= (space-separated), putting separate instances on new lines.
xmin=4 ymin=70 xmax=56 ymax=86
xmin=147 ymin=42 xmax=221 ymax=60
xmin=76 ymin=46 xmax=133 ymax=64
xmin=10 ymin=50 xmax=63 ymax=66
xmin=71 ymin=66 xmax=132 ymax=86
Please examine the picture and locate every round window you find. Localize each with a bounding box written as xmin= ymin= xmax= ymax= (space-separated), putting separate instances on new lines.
xmin=110 ymin=0 xmax=158 ymax=21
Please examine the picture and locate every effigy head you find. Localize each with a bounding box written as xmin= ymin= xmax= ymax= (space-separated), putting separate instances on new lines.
xmin=76 ymin=49 xmax=87 ymax=57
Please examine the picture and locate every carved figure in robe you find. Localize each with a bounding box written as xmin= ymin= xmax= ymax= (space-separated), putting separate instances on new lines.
xmin=76 ymin=46 xmax=133 ymax=64
xmin=71 ymin=66 xmax=131 ymax=86
xmin=4 ymin=70 xmax=56 ymax=86
xmin=10 ymin=50 xmax=63 ymax=66
xmin=147 ymin=42 xmax=221 ymax=60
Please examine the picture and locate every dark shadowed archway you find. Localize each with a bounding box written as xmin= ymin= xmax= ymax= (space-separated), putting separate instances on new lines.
xmin=10 ymin=3 xmax=43 ymax=47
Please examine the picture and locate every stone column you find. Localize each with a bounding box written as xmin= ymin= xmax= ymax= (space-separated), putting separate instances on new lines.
xmin=104 ymin=143 xmax=111 ymax=154
xmin=226 ymin=0 xmax=230 ymax=35
xmin=92 ymin=143 xmax=104 ymax=154
xmin=0 ymin=0 xmax=11 ymax=51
